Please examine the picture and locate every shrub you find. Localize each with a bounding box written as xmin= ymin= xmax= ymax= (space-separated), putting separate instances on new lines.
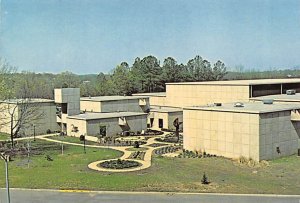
xmin=46 ymin=129 xmax=51 ymax=134
xmin=201 ymin=173 xmax=209 ymax=184
xmin=134 ymin=141 xmax=139 ymax=148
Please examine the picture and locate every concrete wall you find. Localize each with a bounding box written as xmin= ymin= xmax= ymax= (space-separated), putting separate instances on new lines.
xmin=80 ymin=101 xmax=101 ymax=112
xmin=0 ymin=102 xmax=59 ymax=136
xmin=100 ymin=99 xmax=149 ymax=113
xmin=183 ymin=109 xmax=299 ymax=161
xmin=66 ymin=114 xmax=147 ymax=137
xmin=55 ymin=88 xmax=80 ymax=116
xmin=80 ymin=98 xmax=150 ymax=113
xmin=149 ymin=96 xmax=167 ymax=106
xmin=149 ymin=111 xmax=183 ymax=131
xmin=166 ymin=84 xmax=249 ymax=107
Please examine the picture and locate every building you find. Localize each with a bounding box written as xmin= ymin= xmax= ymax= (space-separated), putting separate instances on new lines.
xmin=133 ymin=92 xmax=183 ymax=131
xmin=80 ymin=95 xmax=150 ymax=113
xmin=148 ymin=106 xmax=183 ymax=131
xmin=133 ymin=92 xmax=167 ymax=106
xmin=183 ymin=102 xmax=300 ymax=161
xmin=54 ymin=88 xmax=148 ymax=137
xmin=67 ymin=112 xmax=147 ymax=137
xmin=0 ymin=99 xmax=59 ymax=136
xmin=54 ymin=88 xmax=81 ymax=133
xmin=165 ymin=78 xmax=300 ymax=107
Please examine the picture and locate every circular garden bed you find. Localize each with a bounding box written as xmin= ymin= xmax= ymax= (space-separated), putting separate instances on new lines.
xmin=99 ymin=159 xmax=141 ymax=169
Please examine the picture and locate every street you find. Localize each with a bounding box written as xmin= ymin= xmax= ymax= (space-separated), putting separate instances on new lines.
xmin=0 ymin=189 xmax=299 ymax=203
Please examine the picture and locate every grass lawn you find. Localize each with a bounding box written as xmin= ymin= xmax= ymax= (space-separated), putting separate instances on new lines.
xmin=126 ymin=147 xmax=148 ymax=151
xmin=0 ymin=139 xmax=300 ymax=194
xmin=0 ymin=133 xmax=9 ymax=141
xmin=47 ymin=135 xmax=99 ymax=146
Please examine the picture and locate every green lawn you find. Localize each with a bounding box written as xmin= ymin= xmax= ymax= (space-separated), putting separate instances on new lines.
xmin=126 ymin=147 xmax=148 ymax=151
xmin=0 ymin=139 xmax=300 ymax=194
xmin=47 ymin=135 xmax=99 ymax=146
xmin=0 ymin=133 xmax=9 ymax=141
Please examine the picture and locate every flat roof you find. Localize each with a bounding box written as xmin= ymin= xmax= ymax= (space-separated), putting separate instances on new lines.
xmin=250 ymin=93 xmax=300 ymax=102
xmin=132 ymin=92 xmax=166 ymax=97
xmin=150 ymin=106 xmax=182 ymax=113
xmin=67 ymin=111 xmax=147 ymax=121
xmin=0 ymin=98 xmax=54 ymax=104
xmin=166 ymin=78 xmax=300 ymax=86
xmin=80 ymin=95 xmax=149 ymax=102
xmin=184 ymin=102 xmax=300 ymax=114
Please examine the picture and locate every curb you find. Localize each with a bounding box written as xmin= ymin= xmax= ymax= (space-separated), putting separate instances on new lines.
xmin=1 ymin=188 xmax=300 ymax=198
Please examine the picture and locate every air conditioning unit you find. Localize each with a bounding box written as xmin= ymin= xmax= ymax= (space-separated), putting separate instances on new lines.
xmin=234 ymin=102 xmax=244 ymax=107
xmin=286 ymin=89 xmax=296 ymax=95
xmin=214 ymin=103 xmax=222 ymax=106
xmin=262 ymin=99 xmax=273 ymax=104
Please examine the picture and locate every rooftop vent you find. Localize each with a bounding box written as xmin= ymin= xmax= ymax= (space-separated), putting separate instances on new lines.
xmin=214 ymin=103 xmax=222 ymax=106
xmin=234 ymin=102 xmax=244 ymax=107
xmin=263 ymin=99 xmax=274 ymax=105
xmin=286 ymin=89 xmax=296 ymax=95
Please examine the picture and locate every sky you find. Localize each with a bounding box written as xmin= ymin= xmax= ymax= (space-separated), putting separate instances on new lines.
xmin=0 ymin=0 xmax=300 ymax=74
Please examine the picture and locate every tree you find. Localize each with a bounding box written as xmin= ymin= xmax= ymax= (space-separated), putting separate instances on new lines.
xmin=111 ymin=62 xmax=133 ymax=95
xmin=162 ymin=57 xmax=186 ymax=83
xmin=211 ymin=60 xmax=227 ymax=80
xmin=0 ymin=98 xmax=45 ymax=147
xmin=201 ymin=172 xmax=209 ymax=184
xmin=186 ymin=55 xmax=213 ymax=81
xmin=54 ymin=71 xmax=80 ymax=88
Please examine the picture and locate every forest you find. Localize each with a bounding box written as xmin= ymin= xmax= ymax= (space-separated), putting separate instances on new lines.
xmin=1 ymin=55 xmax=299 ymax=100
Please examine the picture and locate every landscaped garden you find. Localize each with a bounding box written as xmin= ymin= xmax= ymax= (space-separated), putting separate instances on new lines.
xmin=0 ymin=137 xmax=300 ymax=194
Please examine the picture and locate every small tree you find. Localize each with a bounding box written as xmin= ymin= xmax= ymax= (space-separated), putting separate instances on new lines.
xmin=201 ymin=172 xmax=209 ymax=184
xmin=133 ymin=141 xmax=139 ymax=148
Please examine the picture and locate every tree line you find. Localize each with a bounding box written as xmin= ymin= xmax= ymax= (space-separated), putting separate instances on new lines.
xmin=0 ymin=55 xmax=227 ymax=99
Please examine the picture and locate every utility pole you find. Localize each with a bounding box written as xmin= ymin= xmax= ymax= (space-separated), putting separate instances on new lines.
xmin=0 ymin=153 xmax=11 ymax=203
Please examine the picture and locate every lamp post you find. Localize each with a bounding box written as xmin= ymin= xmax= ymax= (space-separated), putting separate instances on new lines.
xmin=0 ymin=153 xmax=10 ymax=203
xmin=33 ymin=125 xmax=36 ymax=141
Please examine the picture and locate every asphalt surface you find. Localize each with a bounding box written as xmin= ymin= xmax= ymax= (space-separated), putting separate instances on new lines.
xmin=0 ymin=189 xmax=300 ymax=203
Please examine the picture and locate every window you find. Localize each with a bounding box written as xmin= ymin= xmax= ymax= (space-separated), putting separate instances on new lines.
xmin=150 ymin=118 xmax=154 ymax=128
xmin=99 ymin=125 xmax=106 ymax=137
xmin=159 ymin=119 xmax=163 ymax=128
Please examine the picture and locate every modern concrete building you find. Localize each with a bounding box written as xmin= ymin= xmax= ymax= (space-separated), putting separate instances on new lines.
xmin=80 ymin=95 xmax=150 ymax=113
xmin=54 ymin=88 xmax=81 ymax=133
xmin=148 ymin=106 xmax=183 ymax=131
xmin=165 ymin=78 xmax=300 ymax=108
xmin=0 ymin=99 xmax=59 ymax=136
xmin=183 ymin=102 xmax=300 ymax=161
xmin=133 ymin=92 xmax=167 ymax=106
xmin=54 ymin=88 xmax=148 ymax=137
xmin=67 ymin=112 xmax=147 ymax=137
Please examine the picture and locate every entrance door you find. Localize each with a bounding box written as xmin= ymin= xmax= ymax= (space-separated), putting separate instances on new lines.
xmin=158 ymin=119 xmax=163 ymax=128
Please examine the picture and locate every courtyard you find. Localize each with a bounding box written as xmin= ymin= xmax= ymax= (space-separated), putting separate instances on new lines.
xmin=0 ymin=133 xmax=300 ymax=194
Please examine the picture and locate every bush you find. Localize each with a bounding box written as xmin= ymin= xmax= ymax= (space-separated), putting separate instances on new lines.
xmin=201 ymin=173 xmax=209 ymax=184
xmin=46 ymin=129 xmax=51 ymax=134
xmin=134 ymin=141 xmax=139 ymax=148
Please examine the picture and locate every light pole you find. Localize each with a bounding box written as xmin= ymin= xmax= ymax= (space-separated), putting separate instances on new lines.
xmin=33 ymin=124 xmax=36 ymax=141
xmin=0 ymin=153 xmax=10 ymax=203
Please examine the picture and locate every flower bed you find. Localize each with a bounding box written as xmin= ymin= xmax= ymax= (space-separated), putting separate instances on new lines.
xmin=128 ymin=151 xmax=146 ymax=160
xmin=99 ymin=159 xmax=141 ymax=169
xmin=177 ymin=150 xmax=218 ymax=158
xmin=154 ymin=146 xmax=182 ymax=155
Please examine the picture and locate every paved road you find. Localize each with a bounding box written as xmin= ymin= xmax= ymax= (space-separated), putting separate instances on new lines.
xmin=0 ymin=189 xmax=300 ymax=203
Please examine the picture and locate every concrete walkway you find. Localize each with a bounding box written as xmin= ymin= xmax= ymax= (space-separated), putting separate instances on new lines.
xmin=36 ymin=132 xmax=178 ymax=173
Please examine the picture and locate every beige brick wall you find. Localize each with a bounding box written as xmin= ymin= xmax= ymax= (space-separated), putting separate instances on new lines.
xmin=183 ymin=109 xmax=299 ymax=161
xmin=166 ymin=85 xmax=249 ymax=107
xmin=80 ymin=101 xmax=101 ymax=112
xmin=149 ymin=96 xmax=167 ymax=106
